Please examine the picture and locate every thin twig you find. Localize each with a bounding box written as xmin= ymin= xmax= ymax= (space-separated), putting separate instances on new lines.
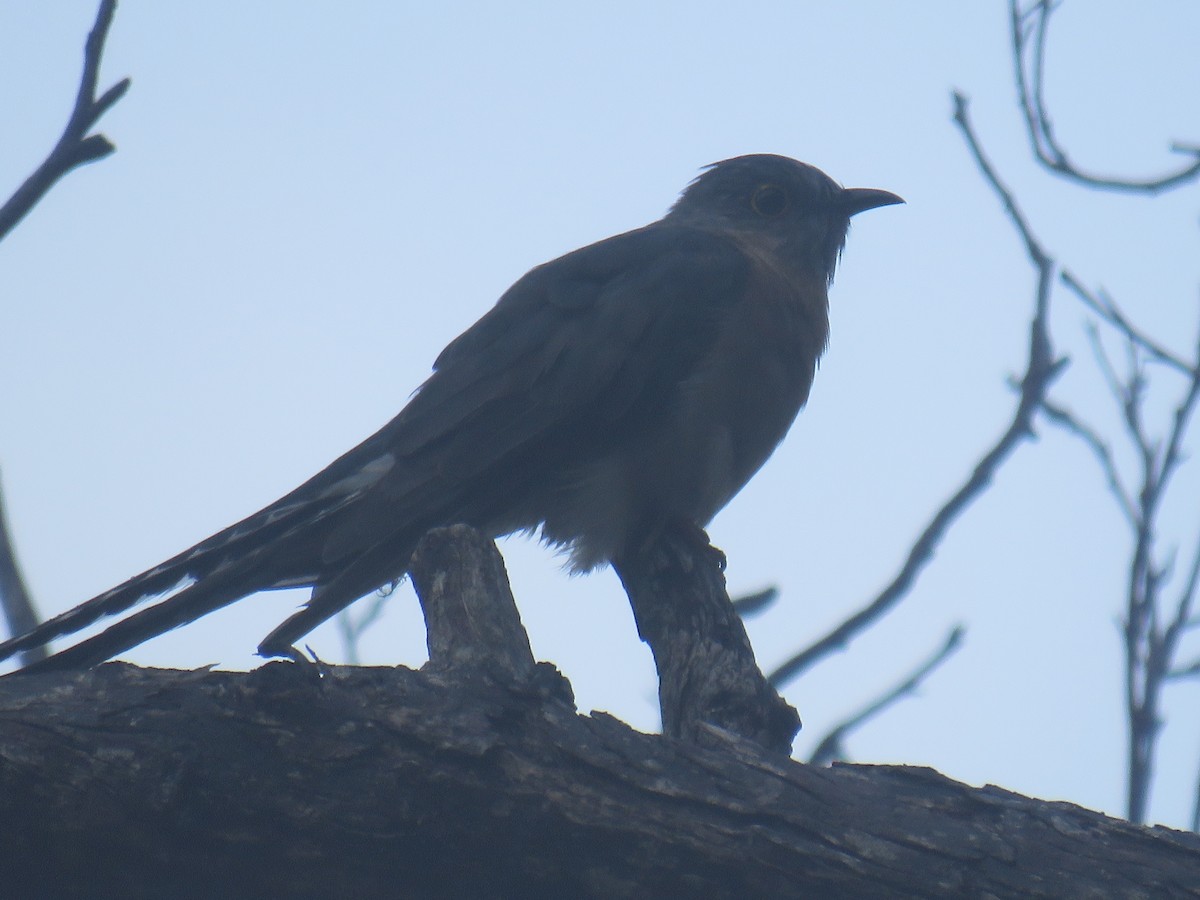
xmin=1104 ymin=324 xmax=1200 ymax=823
xmin=1010 ymin=0 xmax=1200 ymax=194
xmin=1153 ymin=355 xmax=1200 ymax=515
xmin=1166 ymin=535 xmax=1200 ymax=676
xmin=0 ymin=0 xmax=130 ymax=242
xmin=1154 ymin=364 xmax=1200 ymax=655
xmin=732 ymin=586 xmax=778 ymax=618
xmin=336 ymin=587 xmax=393 ymax=665
xmin=1083 ymin=324 xmax=1126 ymax=413
xmin=0 ymin=472 xmax=46 ymax=666
xmin=1172 ymin=657 xmax=1200 ymax=679
xmin=1060 ymin=272 xmax=1193 ymax=376
xmin=1006 ymin=0 xmax=1200 ymax=826
xmin=1038 ymin=397 xmax=1137 ymax=526
xmin=1083 ymin=327 xmax=1156 ymax=484
xmin=1013 ymin=0 xmax=1054 ymax=165
xmin=807 ymin=626 xmax=965 ymax=766
xmin=769 ymin=94 xmax=1066 ymax=688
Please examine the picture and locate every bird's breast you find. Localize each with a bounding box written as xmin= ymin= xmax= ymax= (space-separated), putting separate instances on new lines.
xmin=669 ymin=264 xmax=829 ymax=519
xmin=540 ymin=260 xmax=829 ymax=569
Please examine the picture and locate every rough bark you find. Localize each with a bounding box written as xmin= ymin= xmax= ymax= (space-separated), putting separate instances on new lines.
xmin=1 ymin=526 xmax=1197 ymax=898
xmin=2 ymin=660 xmax=1198 ymax=899
xmin=613 ymin=526 xmax=801 ymax=755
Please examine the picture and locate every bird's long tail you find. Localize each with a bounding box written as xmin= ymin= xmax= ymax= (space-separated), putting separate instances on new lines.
xmin=0 ymin=558 xmax=202 ymax=668
xmin=14 ymin=564 xmax=264 ymax=674
xmin=0 ymin=491 xmax=320 ymax=670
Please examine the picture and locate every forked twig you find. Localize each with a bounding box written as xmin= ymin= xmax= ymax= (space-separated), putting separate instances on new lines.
xmin=0 ymin=0 xmax=129 ymax=242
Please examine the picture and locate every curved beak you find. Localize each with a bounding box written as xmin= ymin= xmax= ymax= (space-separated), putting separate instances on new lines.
xmin=840 ymin=187 xmax=905 ymax=217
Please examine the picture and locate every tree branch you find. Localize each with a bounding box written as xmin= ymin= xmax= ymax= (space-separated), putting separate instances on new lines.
xmin=0 ymin=0 xmax=130 ymax=242
xmin=3 ymin=659 xmax=1200 ymax=897
xmin=1085 ymin=313 xmax=1200 ymax=823
xmin=614 ymin=526 xmax=800 ymax=754
xmin=1060 ymin=272 xmax=1194 ymax=377
xmin=1037 ymin=397 xmax=1137 ymax=526
xmin=335 ymin=588 xmax=392 ymax=665
xmin=731 ymin=585 xmax=778 ymax=617
xmin=0 ymin=473 xmax=44 ymax=666
xmin=808 ymin=625 xmax=965 ymax=766
xmin=768 ymin=93 xmax=1066 ymax=688
xmin=1010 ymin=0 xmax=1200 ymax=194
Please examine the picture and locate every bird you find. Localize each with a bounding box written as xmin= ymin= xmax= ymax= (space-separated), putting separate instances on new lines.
xmin=0 ymin=154 xmax=901 ymax=674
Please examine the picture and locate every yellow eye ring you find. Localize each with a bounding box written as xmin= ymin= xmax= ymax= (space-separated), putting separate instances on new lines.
xmin=751 ymin=184 xmax=788 ymax=217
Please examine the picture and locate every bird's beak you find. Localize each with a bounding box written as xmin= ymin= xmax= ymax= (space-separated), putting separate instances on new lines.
xmin=839 ymin=188 xmax=904 ymax=216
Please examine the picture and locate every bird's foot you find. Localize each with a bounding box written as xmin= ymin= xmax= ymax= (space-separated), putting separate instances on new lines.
xmin=671 ymin=520 xmax=727 ymax=572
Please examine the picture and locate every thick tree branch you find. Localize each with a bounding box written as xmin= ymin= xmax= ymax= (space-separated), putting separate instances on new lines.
xmin=614 ymin=526 xmax=800 ymax=754
xmin=0 ymin=0 xmax=130 ymax=242
xmin=410 ymin=525 xmax=539 ymax=682
xmin=3 ymin=524 xmax=1198 ymax=895
xmin=3 ymin=660 xmax=1199 ymax=898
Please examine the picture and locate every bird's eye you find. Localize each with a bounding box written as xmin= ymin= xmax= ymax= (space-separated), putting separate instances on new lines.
xmin=751 ymin=184 xmax=788 ymax=217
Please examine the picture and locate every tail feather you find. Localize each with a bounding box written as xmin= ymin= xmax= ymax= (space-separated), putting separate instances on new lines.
xmin=16 ymin=564 xmax=265 ymax=674
xmin=0 ymin=484 xmax=353 ymax=667
xmin=0 ymin=567 xmax=194 ymax=665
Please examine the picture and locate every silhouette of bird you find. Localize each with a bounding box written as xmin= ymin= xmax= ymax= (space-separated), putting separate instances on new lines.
xmin=0 ymin=154 xmax=901 ymax=673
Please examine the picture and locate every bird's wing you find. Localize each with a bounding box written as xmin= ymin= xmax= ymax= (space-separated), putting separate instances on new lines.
xmin=312 ymin=222 xmax=752 ymax=565
xmin=257 ymin=221 xmax=754 ymax=655
xmin=2 ymin=222 xmax=752 ymax=669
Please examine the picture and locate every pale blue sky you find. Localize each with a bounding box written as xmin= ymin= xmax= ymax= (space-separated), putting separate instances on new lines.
xmin=2 ymin=2 xmax=1198 ymax=828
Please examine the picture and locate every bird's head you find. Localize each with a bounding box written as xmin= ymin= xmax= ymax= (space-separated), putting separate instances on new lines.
xmin=667 ymin=154 xmax=902 ymax=285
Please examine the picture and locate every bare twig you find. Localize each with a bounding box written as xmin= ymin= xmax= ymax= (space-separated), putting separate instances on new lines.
xmin=769 ymin=94 xmax=1065 ymax=689
xmin=944 ymin=0 xmax=1200 ymax=829
xmin=0 ymin=473 xmax=45 ymax=666
xmin=807 ymin=626 xmax=965 ymax=766
xmin=1037 ymin=397 xmax=1137 ymax=526
xmin=1172 ymin=657 xmax=1200 ymax=680
xmin=1096 ymin=318 xmax=1200 ymax=824
xmin=732 ymin=586 xmax=778 ymax=618
xmin=336 ymin=587 xmax=393 ymax=665
xmin=1153 ymin=365 xmax=1200 ymax=658
xmin=1011 ymin=0 xmax=1200 ymax=194
xmin=1166 ymin=530 xmax=1200 ymax=657
xmin=1039 ymin=296 xmax=1200 ymax=826
xmin=1083 ymin=324 xmax=1128 ymax=414
xmin=0 ymin=0 xmax=129 ymax=242
xmin=1174 ymin=659 xmax=1200 ymax=680
xmin=1060 ymin=272 xmax=1194 ymax=377
xmin=1155 ymin=337 xmax=1200 ymax=507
